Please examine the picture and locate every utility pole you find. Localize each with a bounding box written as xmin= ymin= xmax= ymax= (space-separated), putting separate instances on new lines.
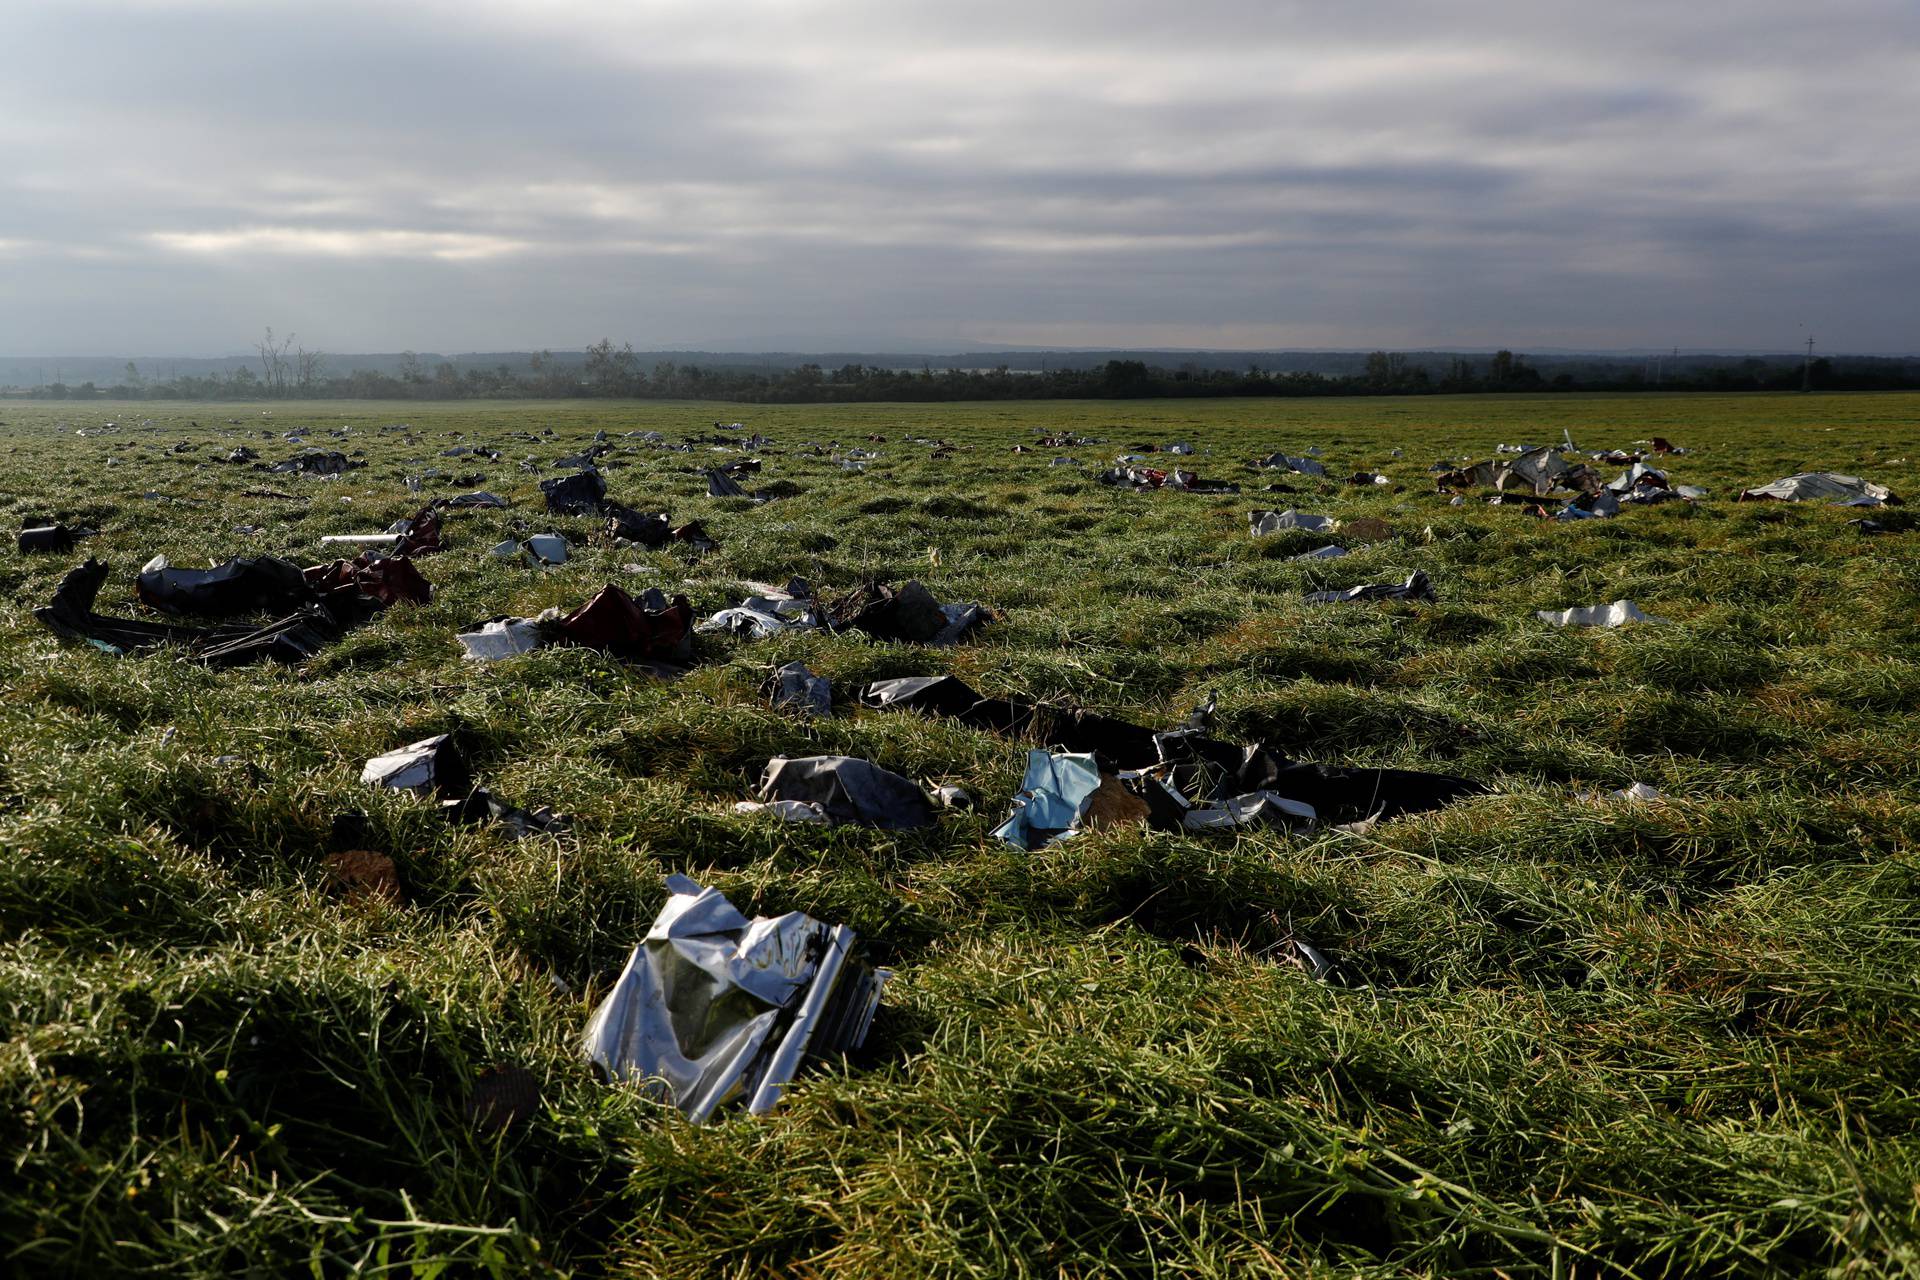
xmin=1802 ymin=335 xmax=1815 ymax=393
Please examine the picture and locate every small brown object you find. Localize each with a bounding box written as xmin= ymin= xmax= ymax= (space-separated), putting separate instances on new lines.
xmin=1340 ymin=516 xmax=1392 ymax=543
xmin=324 ymin=849 xmax=403 ymax=904
xmin=466 ymin=1065 xmax=542 ymax=1134
xmin=1083 ymin=775 xmax=1151 ymax=830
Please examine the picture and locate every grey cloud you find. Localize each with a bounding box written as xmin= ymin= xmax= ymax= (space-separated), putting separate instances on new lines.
xmin=0 ymin=0 xmax=1915 ymax=353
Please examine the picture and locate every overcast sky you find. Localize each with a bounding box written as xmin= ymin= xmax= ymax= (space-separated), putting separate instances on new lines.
xmin=2 ymin=0 xmax=1916 ymax=355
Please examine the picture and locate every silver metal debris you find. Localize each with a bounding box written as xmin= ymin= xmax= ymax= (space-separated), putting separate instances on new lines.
xmin=582 ymin=874 xmax=890 ymax=1121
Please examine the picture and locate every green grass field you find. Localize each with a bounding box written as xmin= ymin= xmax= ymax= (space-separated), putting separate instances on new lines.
xmin=3 ymin=392 xmax=1918 ymax=1277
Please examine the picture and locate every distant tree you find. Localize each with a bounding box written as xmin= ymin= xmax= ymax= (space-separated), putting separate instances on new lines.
xmin=256 ymin=327 xmax=295 ymax=395
xmin=399 ymin=351 xmax=424 ymax=384
xmin=583 ymin=338 xmax=642 ymax=396
xmin=296 ymin=345 xmax=325 ymax=392
xmin=1102 ymin=359 xmax=1151 ymax=395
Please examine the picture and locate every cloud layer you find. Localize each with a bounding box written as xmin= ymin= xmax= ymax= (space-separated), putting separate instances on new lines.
xmin=3 ymin=0 xmax=1916 ymax=354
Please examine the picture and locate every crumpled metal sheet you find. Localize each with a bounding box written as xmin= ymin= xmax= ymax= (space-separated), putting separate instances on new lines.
xmin=1738 ymin=472 xmax=1897 ymax=505
xmin=734 ymin=799 xmax=831 ymax=823
xmin=1181 ymin=791 xmax=1316 ymax=831
xmin=582 ymin=874 xmax=889 ymax=1121
xmin=1557 ymin=489 xmax=1622 ymax=520
xmin=1305 ymin=571 xmax=1435 ymax=604
xmin=361 ymin=733 xmax=471 ymax=796
xmin=1535 ymin=599 xmax=1664 ymax=627
xmin=757 ymin=755 xmax=936 ymax=829
xmin=35 ymin=558 xmax=349 ymax=666
xmin=135 ymin=554 xmax=314 ymax=617
xmin=1249 ymin=509 xmax=1334 ymax=535
xmin=1253 ymin=452 xmax=1326 ymax=477
xmin=992 ymin=749 xmax=1103 ymax=850
xmin=1501 ymin=446 xmax=1570 ymax=496
xmin=766 ymin=661 xmax=831 ymax=716
xmin=697 ymin=594 xmax=818 ymax=638
xmin=830 ymin=580 xmax=987 ymax=646
xmin=457 ymin=618 xmax=546 ymax=661
xmin=540 ymin=469 xmax=607 ymax=514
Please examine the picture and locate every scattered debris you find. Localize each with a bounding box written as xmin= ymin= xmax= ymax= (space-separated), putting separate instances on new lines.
xmin=457 ymin=585 xmax=694 ymax=670
xmin=753 ymin=756 xmax=936 ymax=829
xmin=698 ymin=582 xmax=820 ymax=638
xmin=1738 ymin=473 xmax=1899 ymax=506
xmin=1250 ymin=509 xmax=1334 ymax=535
xmin=1100 ymin=466 xmax=1238 ymax=493
xmin=826 ymin=580 xmax=987 ymax=645
xmin=362 ymin=733 xmax=470 ymax=795
xmin=1252 ymin=453 xmax=1327 ymax=477
xmin=581 ymin=873 xmax=890 ymax=1121
xmin=1304 ymin=571 xmax=1435 ymax=604
xmin=766 ymin=661 xmax=832 ymax=716
xmin=1536 ymin=599 xmax=1665 ymax=627
xmin=540 ymin=469 xmax=608 ymax=515
xmin=19 ymin=524 xmax=93 ymax=553
xmin=992 ymin=750 xmax=1104 ymax=850
xmin=36 ymin=560 xmax=347 ymax=665
xmin=267 ymin=449 xmax=360 ymax=477
xmin=456 ymin=618 xmax=545 ymax=661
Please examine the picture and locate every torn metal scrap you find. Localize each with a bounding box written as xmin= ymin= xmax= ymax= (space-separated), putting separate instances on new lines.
xmin=1099 ymin=465 xmax=1239 ymax=493
xmin=361 ymin=734 xmax=569 ymax=838
xmin=825 ymin=580 xmax=987 ymax=646
xmin=35 ymin=558 xmax=386 ymax=666
xmin=1249 ymin=509 xmax=1334 ymax=535
xmin=455 ymin=585 xmax=694 ymax=669
xmin=1251 ymin=453 xmax=1327 ymax=477
xmin=756 ymin=755 xmax=936 ymax=829
xmin=1535 ymin=599 xmax=1665 ymax=627
xmin=540 ymin=468 xmax=608 ymax=515
xmin=442 ymin=787 xmax=571 ymax=839
xmin=861 ymin=674 xmax=1162 ymax=773
xmin=266 ymin=449 xmax=361 ymax=477
xmin=136 ymin=554 xmax=315 ymax=617
xmin=765 ymin=661 xmax=831 ymax=716
xmin=19 ymin=524 xmax=95 ymax=553
xmin=698 ymin=583 xmax=820 ymax=639
xmin=864 ymin=676 xmax=1485 ymax=829
xmin=1737 ymin=472 xmax=1899 ymax=505
xmin=992 ymin=749 xmax=1103 ymax=850
xmin=1304 ymin=571 xmax=1435 ymax=604
xmin=582 ymin=874 xmax=890 ymax=1122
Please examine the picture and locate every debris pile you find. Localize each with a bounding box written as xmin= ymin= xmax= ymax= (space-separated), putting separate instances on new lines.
xmin=37 ymin=553 xmax=428 ymax=666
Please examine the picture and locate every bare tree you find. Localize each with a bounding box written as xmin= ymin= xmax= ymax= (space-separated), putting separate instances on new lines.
xmin=296 ymin=344 xmax=325 ymax=392
xmin=256 ymin=327 xmax=296 ymax=396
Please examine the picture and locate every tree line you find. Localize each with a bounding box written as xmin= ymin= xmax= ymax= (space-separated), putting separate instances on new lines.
xmin=10 ymin=339 xmax=1917 ymax=402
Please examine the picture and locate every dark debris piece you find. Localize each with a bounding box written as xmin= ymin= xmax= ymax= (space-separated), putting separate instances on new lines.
xmin=862 ymin=676 xmax=1484 ymax=822
xmin=540 ymin=468 xmax=608 ymax=515
xmin=37 ymin=559 xmax=345 ymax=666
